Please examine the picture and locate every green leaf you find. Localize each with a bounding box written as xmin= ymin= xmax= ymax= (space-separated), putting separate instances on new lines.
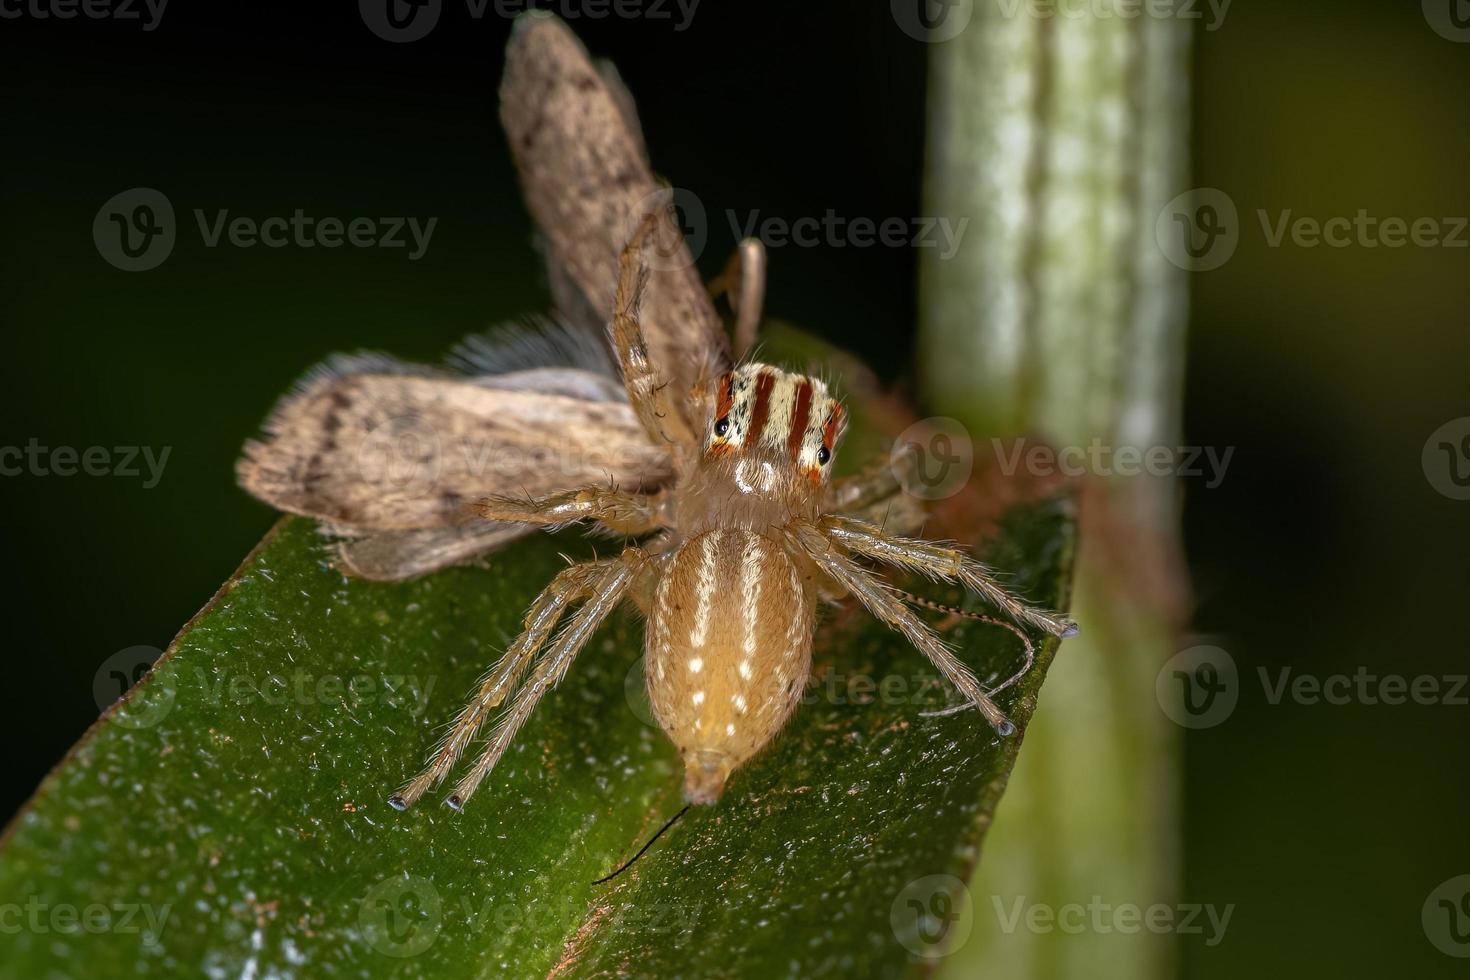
xmin=0 ymin=346 xmax=1076 ymax=979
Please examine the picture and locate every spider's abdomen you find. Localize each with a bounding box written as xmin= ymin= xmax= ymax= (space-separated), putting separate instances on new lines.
xmin=645 ymin=528 xmax=815 ymax=804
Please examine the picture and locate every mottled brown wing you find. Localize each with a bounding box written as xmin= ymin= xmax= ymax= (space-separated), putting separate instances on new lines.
xmin=500 ymin=13 xmax=730 ymax=422
xmin=238 ymin=371 xmax=672 ymax=533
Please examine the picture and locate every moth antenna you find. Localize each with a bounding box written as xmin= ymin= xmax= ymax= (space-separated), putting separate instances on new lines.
xmin=591 ymin=804 xmax=691 ymax=885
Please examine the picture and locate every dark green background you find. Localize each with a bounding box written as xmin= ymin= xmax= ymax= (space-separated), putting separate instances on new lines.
xmin=1 ymin=2 xmax=1466 ymax=977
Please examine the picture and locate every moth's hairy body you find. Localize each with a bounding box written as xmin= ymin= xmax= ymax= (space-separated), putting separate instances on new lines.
xmin=236 ymin=13 xmax=1077 ymax=815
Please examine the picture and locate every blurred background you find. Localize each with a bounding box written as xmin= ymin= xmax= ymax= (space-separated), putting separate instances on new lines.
xmin=1 ymin=1 xmax=1466 ymax=977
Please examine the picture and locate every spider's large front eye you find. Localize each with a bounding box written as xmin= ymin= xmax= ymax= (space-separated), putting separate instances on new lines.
xmin=816 ymin=446 xmax=831 ymax=465
xmin=714 ymin=417 xmax=730 ymax=437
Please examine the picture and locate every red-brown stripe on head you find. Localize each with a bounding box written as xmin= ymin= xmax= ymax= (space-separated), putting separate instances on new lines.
xmin=703 ymin=364 xmax=843 ymax=484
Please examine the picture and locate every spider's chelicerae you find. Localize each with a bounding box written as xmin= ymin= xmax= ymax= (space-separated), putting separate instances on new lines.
xmin=384 ymin=214 xmax=1078 ymax=812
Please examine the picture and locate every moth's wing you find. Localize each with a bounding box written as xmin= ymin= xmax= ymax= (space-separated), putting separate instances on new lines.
xmin=238 ymin=362 xmax=672 ymax=533
xmin=327 ymin=522 xmax=532 ymax=582
xmin=501 ymin=13 xmax=731 ymax=423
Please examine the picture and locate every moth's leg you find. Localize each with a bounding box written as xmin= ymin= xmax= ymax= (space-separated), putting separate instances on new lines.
xmin=475 ymin=485 xmax=668 ymax=537
xmin=819 ymin=514 xmax=1078 ymax=639
xmin=389 ymin=559 xmax=609 ymax=810
xmin=784 ymin=522 xmax=1016 ymax=736
xmin=613 ymin=212 xmax=696 ymax=448
xmin=448 ymin=547 xmax=646 ymax=809
xmin=708 ymin=238 xmax=766 ymax=361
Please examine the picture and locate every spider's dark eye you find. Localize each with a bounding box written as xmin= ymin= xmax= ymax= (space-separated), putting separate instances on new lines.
xmin=816 ymin=446 xmax=831 ymax=465
xmin=713 ymin=417 xmax=730 ymax=437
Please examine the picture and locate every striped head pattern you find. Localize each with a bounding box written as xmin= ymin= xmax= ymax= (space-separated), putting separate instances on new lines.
xmin=705 ymin=364 xmax=845 ymax=483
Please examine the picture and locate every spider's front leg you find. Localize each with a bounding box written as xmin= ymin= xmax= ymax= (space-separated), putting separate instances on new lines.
xmin=819 ymin=514 xmax=1078 ymax=639
xmin=784 ymin=522 xmax=1018 ymax=736
xmin=475 ymin=484 xmax=669 ymax=537
xmin=613 ymin=212 xmax=698 ymax=449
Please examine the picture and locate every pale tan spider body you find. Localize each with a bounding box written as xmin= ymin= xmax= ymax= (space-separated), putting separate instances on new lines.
xmin=645 ymin=364 xmax=841 ymax=803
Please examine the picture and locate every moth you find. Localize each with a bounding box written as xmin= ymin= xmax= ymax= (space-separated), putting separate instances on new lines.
xmin=237 ymin=12 xmax=1076 ymax=814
